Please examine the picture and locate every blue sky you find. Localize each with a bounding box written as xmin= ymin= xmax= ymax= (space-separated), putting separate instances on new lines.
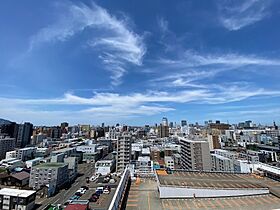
xmin=1 ymin=0 xmax=280 ymax=126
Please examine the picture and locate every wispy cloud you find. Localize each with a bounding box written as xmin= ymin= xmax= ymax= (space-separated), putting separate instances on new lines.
xmin=1 ymin=86 xmax=279 ymax=109
xmin=152 ymin=50 xmax=280 ymax=88
xmin=29 ymin=1 xmax=146 ymax=85
xmin=158 ymin=17 xmax=169 ymax=34
xmin=158 ymin=50 xmax=280 ymax=67
xmin=218 ymin=0 xmax=272 ymax=31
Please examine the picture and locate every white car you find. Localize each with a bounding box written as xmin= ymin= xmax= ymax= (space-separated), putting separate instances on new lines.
xmin=103 ymin=189 xmax=110 ymax=194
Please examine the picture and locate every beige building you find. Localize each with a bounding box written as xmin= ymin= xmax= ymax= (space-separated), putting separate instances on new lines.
xmin=179 ymin=137 xmax=211 ymax=171
xmin=116 ymin=134 xmax=131 ymax=172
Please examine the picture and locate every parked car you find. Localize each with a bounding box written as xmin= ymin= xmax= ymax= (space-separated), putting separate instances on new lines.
xmin=79 ymin=188 xmax=86 ymax=194
xmin=96 ymin=186 xmax=104 ymax=194
xmin=103 ymin=189 xmax=110 ymax=194
xmin=89 ymin=197 xmax=97 ymax=202
xmin=94 ymin=191 xmax=101 ymax=196
xmin=109 ymin=179 xmax=116 ymax=184
xmin=92 ymin=193 xmax=100 ymax=198
xmin=75 ymin=191 xmax=82 ymax=196
xmin=81 ymin=186 xmax=89 ymax=190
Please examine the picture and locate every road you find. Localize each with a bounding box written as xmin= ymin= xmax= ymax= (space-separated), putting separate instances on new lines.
xmin=36 ymin=163 xmax=95 ymax=210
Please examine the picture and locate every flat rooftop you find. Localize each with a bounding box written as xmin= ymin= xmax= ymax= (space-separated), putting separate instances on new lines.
xmin=157 ymin=171 xmax=264 ymax=189
xmin=126 ymin=178 xmax=280 ymax=210
xmin=34 ymin=162 xmax=67 ymax=168
xmin=0 ymin=188 xmax=36 ymax=197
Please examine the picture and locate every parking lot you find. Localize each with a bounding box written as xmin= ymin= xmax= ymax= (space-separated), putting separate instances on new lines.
xmin=126 ymin=178 xmax=280 ymax=210
xmin=77 ymin=173 xmax=120 ymax=210
xmin=157 ymin=171 xmax=264 ymax=189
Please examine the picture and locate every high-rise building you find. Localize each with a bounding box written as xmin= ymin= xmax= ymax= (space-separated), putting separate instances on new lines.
xmin=0 ymin=121 xmax=18 ymax=138
xmin=179 ymin=137 xmax=211 ymax=171
xmin=0 ymin=137 xmax=16 ymax=160
xmin=181 ymin=120 xmax=187 ymax=127
xmin=50 ymin=126 xmax=62 ymax=139
xmin=16 ymin=122 xmax=33 ymax=148
xmin=116 ymin=134 xmax=131 ymax=172
xmin=158 ymin=124 xmax=169 ymax=138
xmin=169 ymin=122 xmax=174 ymax=128
xmin=162 ymin=117 xmax=168 ymax=126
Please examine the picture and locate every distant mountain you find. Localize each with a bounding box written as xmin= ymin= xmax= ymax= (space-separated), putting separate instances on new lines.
xmin=0 ymin=118 xmax=12 ymax=125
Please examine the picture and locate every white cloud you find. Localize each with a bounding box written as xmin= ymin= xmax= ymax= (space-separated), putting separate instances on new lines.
xmin=29 ymin=1 xmax=146 ymax=86
xmin=158 ymin=17 xmax=169 ymax=33
xmin=159 ymin=50 xmax=280 ymax=67
xmin=153 ymin=50 xmax=280 ymax=88
xmin=218 ymin=0 xmax=272 ymax=31
xmin=1 ymin=85 xmax=280 ymax=124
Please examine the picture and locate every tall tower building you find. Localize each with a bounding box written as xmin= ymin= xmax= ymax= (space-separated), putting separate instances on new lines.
xmin=181 ymin=120 xmax=187 ymax=127
xmin=16 ymin=122 xmax=33 ymax=148
xmin=158 ymin=124 xmax=169 ymax=138
xmin=162 ymin=117 xmax=168 ymax=126
xmin=116 ymin=134 xmax=131 ymax=172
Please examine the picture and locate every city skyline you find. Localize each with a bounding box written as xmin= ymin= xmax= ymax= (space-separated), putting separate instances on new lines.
xmin=1 ymin=0 xmax=280 ymax=125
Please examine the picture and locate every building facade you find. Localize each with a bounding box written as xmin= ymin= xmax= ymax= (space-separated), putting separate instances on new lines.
xmin=116 ymin=135 xmax=131 ymax=172
xmin=16 ymin=123 xmax=33 ymax=148
xmin=0 ymin=188 xmax=36 ymax=210
xmin=0 ymin=137 xmax=15 ymax=160
xmin=179 ymin=137 xmax=211 ymax=171
xmin=29 ymin=162 xmax=68 ymax=195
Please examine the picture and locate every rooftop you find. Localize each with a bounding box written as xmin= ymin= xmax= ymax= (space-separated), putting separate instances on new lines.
xmin=25 ymin=157 xmax=43 ymax=162
xmin=11 ymin=171 xmax=30 ymax=180
xmin=52 ymin=147 xmax=75 ymax=154
xmin=64 ymin=204 xmax=88 ymax=210
xmin=0 ymin=188 xmax=35 ymax=197
xmin=211 ymin=153 xmax=231 ymax=160
xmin=126 ymin=177 xmax=280 ymax=210
xmin=34 ymin=162 xmax=67 ymax=169
xmin=156 ymin=170 xmax=264 ymax=189
xmin=138 ymin=156 xmax=151 ymax=162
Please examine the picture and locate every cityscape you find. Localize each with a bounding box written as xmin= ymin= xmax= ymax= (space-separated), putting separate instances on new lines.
xmin=1 ymin=118 xmax=280 ymax=210
xmin=1 ymin=0 xmax=280 ymax=210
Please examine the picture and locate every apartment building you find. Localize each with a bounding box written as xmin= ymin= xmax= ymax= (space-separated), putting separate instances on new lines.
xmin=29 ymin=162 xmax=68 ymax=196
xmin=0 ymin=188 xmax=36 ymax=210
xmin=5 ymin=147 xmax=36 ymax=161
xmin=211 ymin=153 xmax=234 ymax=172
xmin=135 ymin=156 xmax=153 ymax=176
xmin=179 ymin=137 xmax=211 ymax=171
xmin=116 ymin=134 xmax=131 ymax=172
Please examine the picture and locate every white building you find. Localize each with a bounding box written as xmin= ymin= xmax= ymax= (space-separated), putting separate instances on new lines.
xmin=5 ymin=147 xmax=36 ymax=161
xmin=135 ymin=156 xmax=153 ymax=176
xmin=25 ymin=157 xmax=43 ymax=168
xmin=76 ymin=145 xmax=96 ymax=153
xmin=0 ymin=188 xmax=36 ymax=210
xmin=0 ymin=158 xmax=24 ymax=170
xmin=211 ymin=154 xmax=234 ymax=172
xmin=164 ymin=156 xmax=174 ymax=170
xmin=95 ymin=154 xmax=116 ymax=175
